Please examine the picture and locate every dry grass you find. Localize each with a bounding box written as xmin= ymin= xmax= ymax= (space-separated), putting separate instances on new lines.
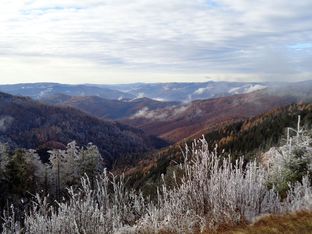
xmin=145 ymin=212 xmax=312 ymax=234
xmin=215 ymin=211 xmax=312 ymax=234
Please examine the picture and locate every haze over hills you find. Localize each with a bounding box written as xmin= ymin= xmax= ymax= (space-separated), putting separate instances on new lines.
xmin=0 ymin=92 xmax=167 ymax=167
xmin=103 ymin=81 xmax=268 ymax=102
xmin=2 ymin=80 xmax=311 ymax=105
xmin=0 ymin=81 xmax=268 ymax=103
xmin=2 ymin=80 xmax=312 ymax=144
xmin=0 ymin=83 xmax=135 ymax=100
xmin=41 ymin=94 xmax=179 ymax=120
xmin=122 ymin=90 xmax=299 ymax=142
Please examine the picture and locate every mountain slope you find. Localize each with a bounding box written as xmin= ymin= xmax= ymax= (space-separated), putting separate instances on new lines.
xmin=123 ymin=91 xmax=298 ymax=143
xmin=41 ymin=94 xmax=179 ymax=120
xmin=0 ymin=92 xmax=167 ymax=167
xmin=120 ymin=103 xmax=312 ymax=193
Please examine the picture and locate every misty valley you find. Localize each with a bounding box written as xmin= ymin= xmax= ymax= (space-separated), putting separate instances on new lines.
xmin=0 ymin=81 xmax=312 ymax=233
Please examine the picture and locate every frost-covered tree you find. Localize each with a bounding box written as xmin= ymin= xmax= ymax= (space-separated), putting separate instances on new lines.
xmin=49 ymin=141 xmax=104 ymax=198
xmin=76 ymin=143 xmax=103 ymax=187
xmin=264 ymin=116 xmax=312 ymax=196
xmin=3 ymin=149 xmax=43 ymax=197
xmin=49 ymin=149 xmax=66 ymax=200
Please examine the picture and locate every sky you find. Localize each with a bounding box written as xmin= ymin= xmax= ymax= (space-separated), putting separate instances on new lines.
xmin=0 ymin=0 xmax=312 ymax=84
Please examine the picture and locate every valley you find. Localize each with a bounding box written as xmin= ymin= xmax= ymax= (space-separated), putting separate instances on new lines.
xmin=1 ymin=81 xmax=312 ymax=233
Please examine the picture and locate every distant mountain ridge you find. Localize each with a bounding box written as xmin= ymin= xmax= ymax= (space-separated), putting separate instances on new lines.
xmin=2 ymin=80 xmax=312 ymax=147
xmin=2 ymin=80 xmax=312 ymax=103
xmin=0 ymin=83 xmax=134 ymax=100
xmin=102 ymin=81 xmax=268 ymax=102
xmin=0 ymin=92 xmax=167 ymax=167
xmin=0 ymin=81 xmax=268 ymax=102
xmin=40 ymin=94 xmax=179 ymax=120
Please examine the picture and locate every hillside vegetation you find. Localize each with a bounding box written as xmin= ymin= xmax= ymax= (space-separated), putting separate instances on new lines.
xmin=123 ymin=91 xmax=297 ymax=142
xmin=0 ymin=92 xmax=167 ymax=167
xmin=1 ymin=119 xmax=312 ymax=233
xmin=41 ymin=94 xmax=179 ymax=120
xmin=122 ymin=103 xmax=312 ymax=193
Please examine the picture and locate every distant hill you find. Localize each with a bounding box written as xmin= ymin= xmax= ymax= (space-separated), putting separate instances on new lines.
xmin=104 ymin=81 xmax=267 ymax=102
xmin=0 ymin=92 xmax=167 ymax=167
xmin=41 ymin=94 xmax=179 ymax=120
xmin=122 ymin=90 xmax=298 ymax=143
xmin=0 ymin=83 xmax=134 ymax=100
xmin=3 ymin=80 xmax=312 ymax=103
xmin=0 ymin=81 xmax=268 ymax=103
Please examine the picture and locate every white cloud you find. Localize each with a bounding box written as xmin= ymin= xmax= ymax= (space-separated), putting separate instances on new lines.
xmin=244 ymin=84 xmax=267 ymax=93
xmin=194 ymin=86 xmax=212 ymax=95
xmin=229 ymin=84 xmax=267 ymax=94
xmin=0 ymin=0 xmax=312 ymax=84
xmin=131 ymin=104 xmax=190 ymax=120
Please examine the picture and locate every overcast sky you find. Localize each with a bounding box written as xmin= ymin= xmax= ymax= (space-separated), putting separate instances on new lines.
xmin=0 ymin=0 xmax=312 ymax=84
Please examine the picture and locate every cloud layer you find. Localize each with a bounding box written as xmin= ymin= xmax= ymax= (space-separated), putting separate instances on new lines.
xmin=0 ymin=0 xmax=312 ymax=83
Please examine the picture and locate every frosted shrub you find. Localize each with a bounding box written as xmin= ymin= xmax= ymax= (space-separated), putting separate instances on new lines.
xmin=49 ymin=141 xmax=104 ymax=199
xmin=284 ymin=176 xmax=312 ymax=212
xmin=2 ymin=170 xmax=146 ymax=234
xmin=265 ymin=118 xmax=312 ymax=195
xmin=137 ymin=138 xmax=281 ymax=233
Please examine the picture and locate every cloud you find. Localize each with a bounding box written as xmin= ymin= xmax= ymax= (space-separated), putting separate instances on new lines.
xmin=131 ymin=107 xmax=169 ymax=120
xmin=244 ymin=84 xmax=266 ymax=93
xmin=131 ymin=104 xmax=190 ymax=120
xmin=0 ymin=0 xmax=312 ymax=83
xmin=194 ymin=87 xmax=212 ymax=95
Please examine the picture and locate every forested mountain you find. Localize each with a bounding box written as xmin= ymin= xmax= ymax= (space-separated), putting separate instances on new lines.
xmin=0 ymin=83 xmax=134 ymax=100
xmin=123 ymin=90 xmax=298 ymax=142
xmin=120 ymin=103 xmax=312 ymax=193
xmin=40 ymin=94 xmax=179 ymax=120
xmin=0 ymin=92 xmax=167 ymax=167
xmin=1 ymin=92 xmax=312 ymax=234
